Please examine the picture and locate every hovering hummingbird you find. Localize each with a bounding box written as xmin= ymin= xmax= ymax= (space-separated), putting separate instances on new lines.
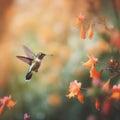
xmin=16 ymin=45 xmax=53 ymax=80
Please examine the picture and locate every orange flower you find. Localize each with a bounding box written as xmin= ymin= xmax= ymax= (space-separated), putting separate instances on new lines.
xmin=0 ymin=104 xmax=5 ymax=116
xmin=95 ymin=98 xmax=100 ymax=111
xmin=0 ymin=96 xmax=11 ymax=104
xmin=0 ymin=95 xmax=16 ymax=116
xmin=73 ymin=13 xmax=86 ymax=26
xmin=77 ymin=92 xmax=84 ymax=104
xmin=78 ymin=13 xmax=86 ymax=22
xmin=6 ymin=99 xmax=16 ymax=109
xmin=90 ymin=65 xmax=101 ymax=80
xmin=82 ymin=55 xmax=98 ymax=68
xmin=102 ymin=80 xmax=110 ymax=92
xmin=80 ymin=24 xmax=86 ymax=39
xmin=111 ymin=84 xmax=120 ymax=100
xmin=67 ymin=80 xmax=82 ymax=98
xmin=67 ymin=80 xmax=84 ymax=104
xmin=88 ymin=23 xmax=94 ymax=39
xmin=90 ymin=65 xmax=102 ymax=86
xmin=102 ymin=100 xmax=111 ymax=117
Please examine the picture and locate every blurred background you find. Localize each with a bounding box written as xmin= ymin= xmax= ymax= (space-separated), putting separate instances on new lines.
xmin=0 ymin=0 xmax=120 ymax=120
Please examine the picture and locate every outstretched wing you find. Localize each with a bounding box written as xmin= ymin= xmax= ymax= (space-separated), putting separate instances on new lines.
xmin=23 ymin=45 xmax=35 ymax=59
xmin=16 ymin=56 xmax=33 ymax=65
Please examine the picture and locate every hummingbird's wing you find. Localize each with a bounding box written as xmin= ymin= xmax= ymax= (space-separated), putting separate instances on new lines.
xmin=23 ymin=45 xmax=35 ymax=59
xmin=16 ymin=56 xmax=33 ymax=65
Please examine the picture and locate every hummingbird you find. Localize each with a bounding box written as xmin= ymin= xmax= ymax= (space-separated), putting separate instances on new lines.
xmin=16 ymin=45 xmax=53 ymax=80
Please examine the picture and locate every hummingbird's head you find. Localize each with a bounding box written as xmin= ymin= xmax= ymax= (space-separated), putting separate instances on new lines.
xmin=38 ymin=52 xmax=46 ymax=59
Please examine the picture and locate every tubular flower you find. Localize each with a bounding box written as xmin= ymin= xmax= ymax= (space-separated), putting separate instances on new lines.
xmin=90 ymin=65 xmax=101 ymax=80
xmin=0 ymin=104 xmax=5 ymax=116
xmin=88 ymin=23 xmax=94 ymax=39
xmin=0 ymin=95 xmax=16 ymax=116
xmin=67 ymin=80 xmax=84 ymax=104
xmin=78 ymin=13 xmax=86 ymax=22
xmin=7 ymin=99 xmax=16 ymax=109
xmin=101 ymin=100 xmax=111 ymax=117
xmin=111 ymin=83 xmax=120 ymax=100
xmin=82 ymin=55 xmax=98 ymax=68
xmin=67 ymin=80 xmax=81 ymax=98
xmin=73 ymin=12 xmax=95 ymax=39
xmin=77 ymin=92 xmax=84 ymax=104
xmin=95 ymin=98 xmax=100 ymax=111
xmin=102 ymin=80 xmax=111 ymax=92
xmin=80 ymin=24 xmax=86 ymax=39
xmin=90 ymin=65 xmax=102 ymax=86
xmin=73 ymin=13 xmax=86 ymax=26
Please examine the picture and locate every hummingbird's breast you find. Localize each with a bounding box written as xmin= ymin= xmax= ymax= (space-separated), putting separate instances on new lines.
xmin=32 ymin=60 xmax=41 ymax=71
xmin=28 ymin=57 xmax=41 ymax=73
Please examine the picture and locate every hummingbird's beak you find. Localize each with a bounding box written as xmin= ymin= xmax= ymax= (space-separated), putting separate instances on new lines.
xmin=46 ymin=54 xmax=54 ymax=56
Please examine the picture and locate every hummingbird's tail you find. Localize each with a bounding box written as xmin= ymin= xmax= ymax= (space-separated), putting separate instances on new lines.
xmin=26 ymin=71 xmax=33 ymax=80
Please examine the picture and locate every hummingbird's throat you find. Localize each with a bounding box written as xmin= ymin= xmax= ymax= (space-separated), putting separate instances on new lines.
xmin=35 ymin=57 xmax=40 ymax=62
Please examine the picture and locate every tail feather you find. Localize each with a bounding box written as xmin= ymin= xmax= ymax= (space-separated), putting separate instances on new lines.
xmin=26 ymin=71 xmax=33 ymax=80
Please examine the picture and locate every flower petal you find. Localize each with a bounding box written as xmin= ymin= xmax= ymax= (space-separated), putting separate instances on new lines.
xmin=6 ymin=100 xmax=16 ymax=109
xmin=82 ymin=56 xmax=98 ymax=68
xmin=0 ymin=104 xmax=5 ymax=116
xmin=111 ymin=83 xmax=120 ymax=100
xmin=67 ymin=80 xmax=82 ymax=99
xmin=95 ymin=98 xmax=100 ymax=111
xmin=90 ymin=65 xmax=101 ymax=80
xmin=77 ymin=92 xmax=84 ymax=104
xmin=102 ymin=80 xmax=110 ymax=91
xmin=80 ymin=24 xmax=86 ymax=39
xmin=88 ymin=23 xmax=94 ymax=39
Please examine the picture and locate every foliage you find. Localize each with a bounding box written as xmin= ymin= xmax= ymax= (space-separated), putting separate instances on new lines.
xmin=0 ymin=0 xmax=120 ymax=120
